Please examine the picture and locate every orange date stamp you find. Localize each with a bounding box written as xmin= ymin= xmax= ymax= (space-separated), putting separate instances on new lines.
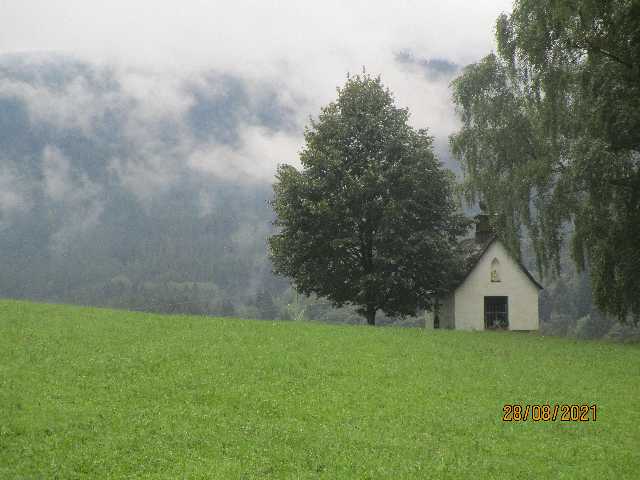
xmin=502 ymin=404 xmax=597 ymax=422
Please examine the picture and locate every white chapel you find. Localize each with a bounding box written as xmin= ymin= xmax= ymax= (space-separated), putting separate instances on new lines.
xmin=427 ymin=214 xmax=542 ymax=331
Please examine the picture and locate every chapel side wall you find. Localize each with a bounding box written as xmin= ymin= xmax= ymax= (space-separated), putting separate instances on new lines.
xmin=424 ymin=310 xmax=434 ymax=329
xmin=425 ymin=295 xmax=454 ymax=329
xmin=438 ymin=294 xmax=455 ymax=329
xmin=454 ymin=241 xmax=540 ymax=331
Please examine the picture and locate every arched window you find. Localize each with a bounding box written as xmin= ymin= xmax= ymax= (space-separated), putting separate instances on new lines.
xmin=491 ymin=258 xmax=501 ymax=282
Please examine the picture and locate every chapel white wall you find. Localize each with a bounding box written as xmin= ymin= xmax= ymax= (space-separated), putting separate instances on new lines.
xmin=439 ymin=294 xmax=455 ymax=329
xmin=453 ymin=241 xmax=539 ymax=331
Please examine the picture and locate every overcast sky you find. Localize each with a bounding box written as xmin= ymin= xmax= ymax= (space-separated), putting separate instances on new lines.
xmin=1 ymin=1 xmax=511 ymax=85
xmin=0 ymin=0 xmax=513 ymax=184
xmin=1 ymin=1 xmax=510 ymax=62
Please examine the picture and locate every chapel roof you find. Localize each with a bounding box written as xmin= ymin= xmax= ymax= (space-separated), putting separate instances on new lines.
xmin=456 ymin=235 xmax=543 ymax=290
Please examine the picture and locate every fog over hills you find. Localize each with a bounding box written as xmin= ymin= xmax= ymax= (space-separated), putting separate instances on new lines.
xmin=0 ymin=51 xmax=463 ymax=322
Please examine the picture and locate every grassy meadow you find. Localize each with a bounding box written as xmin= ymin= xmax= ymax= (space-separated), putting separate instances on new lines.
xmin=1 ymin=299 xmax=639 ymax=479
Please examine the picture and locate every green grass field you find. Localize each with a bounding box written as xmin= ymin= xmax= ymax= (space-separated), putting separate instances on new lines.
xmin=1 ymin=300 xmax=639 ymax=479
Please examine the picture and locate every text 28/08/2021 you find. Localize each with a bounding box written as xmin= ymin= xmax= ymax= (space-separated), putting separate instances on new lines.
xmin=502 ymin=404 xmax=597 ymax=422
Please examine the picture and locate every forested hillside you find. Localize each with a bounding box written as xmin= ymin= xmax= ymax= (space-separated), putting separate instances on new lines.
xmin=0 ymin=55 xmax=286 ymax=317
xmin=0 ymin=53 xmax=634 ymax=335
xmin=0 ymin=54 xmax=438 ymax=324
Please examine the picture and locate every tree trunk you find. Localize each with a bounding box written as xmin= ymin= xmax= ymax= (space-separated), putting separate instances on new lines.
xmin=366 ymin=306 xmax=376 ymax=326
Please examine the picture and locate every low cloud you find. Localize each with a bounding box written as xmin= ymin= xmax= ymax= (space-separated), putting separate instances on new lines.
xmin=395 ymin=50 xmax=460 ymax=80
xmin=0 ymin=166 xmax=29 ymax=214
xmin=107 ymin=149 xmax=185 ymax=204
xmin=42 ymin=146 xmax=74 ymax=200
xmin=41 ymin=146 xmax=105 ymax=252
xmin=42 ymin=146 xmax=102 ymax=204
xmin=0 ymin=74 xmax=122 ymax=136
xmin=0 ymin=51 xmax=468 ymax=228
xmin=188 ymin=125 xmax=302 ymax=183
xmin=1 ymin=0 xmax=512 ymax=161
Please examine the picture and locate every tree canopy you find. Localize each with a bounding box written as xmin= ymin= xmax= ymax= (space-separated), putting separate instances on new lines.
xmin=450 ymin=0 xmax=640 ymax=322
xmin=269 ymin=74 xmax=468 ymax=325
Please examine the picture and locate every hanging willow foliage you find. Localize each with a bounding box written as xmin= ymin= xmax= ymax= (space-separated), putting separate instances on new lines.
xmin=450 ymin=0 xmax=640 ymax=323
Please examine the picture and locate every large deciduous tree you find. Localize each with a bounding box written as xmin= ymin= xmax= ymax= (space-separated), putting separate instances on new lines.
xmin=269 ymin=74 xmax=468 ymax=325
xmin=450 ymin=0 xmax=640 ymax=323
